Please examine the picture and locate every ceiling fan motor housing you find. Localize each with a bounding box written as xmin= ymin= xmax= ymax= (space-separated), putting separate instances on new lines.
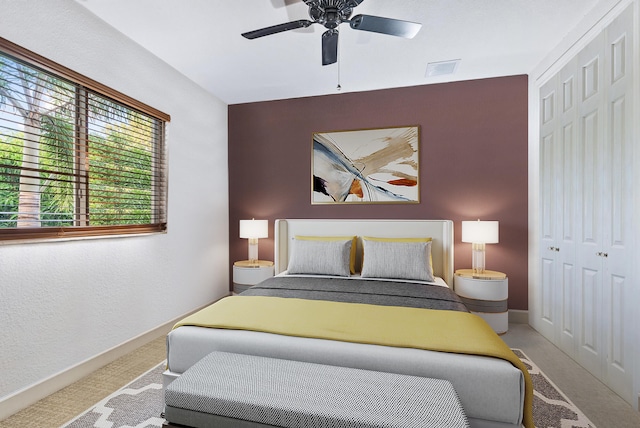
xmin=305 ymin=0 xmax=364 ymax=29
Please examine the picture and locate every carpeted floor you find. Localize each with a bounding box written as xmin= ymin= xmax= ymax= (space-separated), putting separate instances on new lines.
xmin=60 ymin=349 xmax=595 ymax=428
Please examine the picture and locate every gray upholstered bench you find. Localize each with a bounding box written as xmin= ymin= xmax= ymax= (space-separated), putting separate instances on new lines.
xmin=164 ymin=351 xmax=470 ymax=428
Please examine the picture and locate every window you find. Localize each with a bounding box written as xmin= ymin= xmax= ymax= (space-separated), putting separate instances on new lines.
xmin=0 ymin=37 xmax=169 ymax=241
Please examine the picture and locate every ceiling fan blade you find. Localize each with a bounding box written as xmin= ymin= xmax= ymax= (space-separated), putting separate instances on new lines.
xmin=242 ymin=20 xmax=313 ymax=39
xmin=271 ymin=0 xmax=301 ymax=7
xmin=322 ymin=29 xmax=339 ymax=65
xmin=349 ymin=14 xmax=421 ymax=39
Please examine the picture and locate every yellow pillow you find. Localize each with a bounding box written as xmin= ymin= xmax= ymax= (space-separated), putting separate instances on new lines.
xmin=362 ymin=236 xmax=433 ymax=273
xmin=295 ymin=236 xmax=357 ymax=274
xmin=362 ymin=237 xmax=432 ymax=243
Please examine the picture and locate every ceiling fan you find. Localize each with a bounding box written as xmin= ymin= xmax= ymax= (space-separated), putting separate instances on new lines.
xmin=242 ymin=0 xmax=422 ymax=66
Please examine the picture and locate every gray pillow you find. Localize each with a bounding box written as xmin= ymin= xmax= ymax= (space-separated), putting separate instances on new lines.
xmin=361 ymin=239 xmax=434 ymax=282
xmin=287 ymin=239 xmax=352 ymax=277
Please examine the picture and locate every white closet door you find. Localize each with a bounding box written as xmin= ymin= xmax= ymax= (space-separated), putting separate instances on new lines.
xmin=601 ymin=8 xmax=634 ymax=404
xmin=538 ymin=76 xmax=560 ymax=340
xmin=537 ymin=3 xmax=636 ymax=408
xmin=538 ymin=60 xmax=580 ymax=354
xmin=574 ymin=6 xmax=634 ymax=402
xmin=557 ymin=58 xmax=578 ymax=357
xmin=575 ymin=30 xmax=606 ymax=378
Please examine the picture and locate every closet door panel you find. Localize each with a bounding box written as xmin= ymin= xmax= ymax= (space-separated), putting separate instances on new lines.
xmin=576 ymin=32 xmax=604 ymax=255
xmin=540 ymin=257 xmax=556 ymax=333
xmin=602 ymin=8 xmax=634 ymax=403
xmin=604 ymin=95 xmax=631 ymax=390
xmin=606 ymin=272 xmax=631 ymax=400
xmin=578 ymin=266 xmax=603 ymax=376
xmin=578 ymin=109 xmax=601 ymax=247
xmin=538 ymin=79 xmax=559 ymax=339
xmin=576 ymin=32 xmax=606 ymax=378
xmin=559 ymin=262 xmax=576 ymax=354
xmin=540 ymin=81 xmax=557 ymax=247
xmin=558 ymin=60 xmax=578 ymax=356
xmin=540 ymin=131 xmax=556 ymax=245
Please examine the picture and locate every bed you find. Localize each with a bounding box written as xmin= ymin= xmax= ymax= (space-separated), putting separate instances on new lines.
xmin=164 ymin=219 xmax=532 ymax=428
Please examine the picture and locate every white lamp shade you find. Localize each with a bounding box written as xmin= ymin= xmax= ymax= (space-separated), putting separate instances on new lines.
xmin=461 ymin=220 xmax=499 ymax=244
xmin=239 ymin=219 xmax=268 ymax=239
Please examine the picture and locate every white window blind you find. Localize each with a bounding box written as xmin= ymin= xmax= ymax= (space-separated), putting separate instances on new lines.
xmin=0 ymin=37 xmax=169 ymax=241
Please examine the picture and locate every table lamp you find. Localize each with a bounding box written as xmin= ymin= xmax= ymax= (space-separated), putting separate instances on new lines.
xmin=461 ymin=220 xmax=499 ymax=274
xmin=240 ymin=219 xmax=268 ymax=264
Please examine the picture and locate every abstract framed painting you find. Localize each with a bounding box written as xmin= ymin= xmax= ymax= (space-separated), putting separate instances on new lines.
xmin=312 ymin=126 xmax=419 ymax=204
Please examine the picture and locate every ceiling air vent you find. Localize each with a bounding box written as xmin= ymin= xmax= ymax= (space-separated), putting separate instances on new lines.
xmin=425 ymin=59 xmax=461 ymax=77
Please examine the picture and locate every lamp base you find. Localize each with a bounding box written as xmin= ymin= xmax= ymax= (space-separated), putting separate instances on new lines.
xmin=248 ymin=239 xmax=259 ymax=263
xmin=471 ymin=243 xmax=486 ymax=274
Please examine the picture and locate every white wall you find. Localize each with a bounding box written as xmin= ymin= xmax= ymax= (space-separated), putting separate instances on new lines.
xmin=0 ymin=0 xmax=229 ymax=417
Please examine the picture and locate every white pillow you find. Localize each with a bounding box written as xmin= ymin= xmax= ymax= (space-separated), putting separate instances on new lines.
xmin=361 ymin=239 xmax=434 ymax=282
xmin=287 ymin=238 xmax=352 ymax=277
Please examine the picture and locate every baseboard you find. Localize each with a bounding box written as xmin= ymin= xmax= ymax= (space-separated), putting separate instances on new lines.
xmin=0 ymin=301 xmax=218 ymax=421
xmin=508 ymin=309 xmax=529 ymax=324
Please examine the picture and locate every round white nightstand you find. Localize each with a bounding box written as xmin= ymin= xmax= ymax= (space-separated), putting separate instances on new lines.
xmin=454 ymin=269 xmax=508 ymax=334
xmin=232 ymin=260 xmax=274 ymax=294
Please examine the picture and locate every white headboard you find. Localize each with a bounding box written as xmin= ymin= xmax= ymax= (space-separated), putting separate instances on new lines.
xmin=274 ymin=219 xmax=454 ymax=286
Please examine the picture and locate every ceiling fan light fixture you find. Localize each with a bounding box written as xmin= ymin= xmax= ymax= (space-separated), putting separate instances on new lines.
xmin=425 ymin=59 xmax=461 ymax=77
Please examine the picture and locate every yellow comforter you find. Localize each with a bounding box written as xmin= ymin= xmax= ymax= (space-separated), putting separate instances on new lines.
xmin=174 ymin=295 xmax=533 ymax=428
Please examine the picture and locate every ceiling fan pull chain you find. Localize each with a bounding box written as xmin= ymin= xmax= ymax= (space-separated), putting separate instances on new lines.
xmin=336 ymin=41 xmax=342 ymax=91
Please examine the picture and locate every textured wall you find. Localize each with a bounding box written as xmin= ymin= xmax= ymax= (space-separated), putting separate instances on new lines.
xmin=0 ymin=0 xmax=228 ymax=406
xmin=228 ymin=76 xmax=528 ymax=309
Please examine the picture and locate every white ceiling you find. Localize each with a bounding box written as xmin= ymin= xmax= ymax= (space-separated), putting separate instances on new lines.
xmin=75 ymin=0 xmax=601 ymax=105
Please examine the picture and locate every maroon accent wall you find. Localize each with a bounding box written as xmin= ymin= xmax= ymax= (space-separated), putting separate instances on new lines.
xmin=228 ymin=75 xmax=529 ymax=310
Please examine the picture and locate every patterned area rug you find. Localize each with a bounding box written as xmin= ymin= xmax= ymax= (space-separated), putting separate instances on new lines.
xmin=61 ymin=363 xmax=166 ymax=428
xmin=62 ymin=351 xmax=596 ymax=428
xmin=513 ymin=349 xmax=596 ymax=428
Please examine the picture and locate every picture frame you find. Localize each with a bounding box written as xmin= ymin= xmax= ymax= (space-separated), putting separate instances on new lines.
xmin=312 ymin=125 xmax=419 ymax=204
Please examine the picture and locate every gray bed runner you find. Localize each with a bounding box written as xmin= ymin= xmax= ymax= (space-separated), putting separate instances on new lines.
xmin=241 ymin=276 xmax=468 ymax=312
xmin=164 ymin=351 xmax=470 ymax=428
